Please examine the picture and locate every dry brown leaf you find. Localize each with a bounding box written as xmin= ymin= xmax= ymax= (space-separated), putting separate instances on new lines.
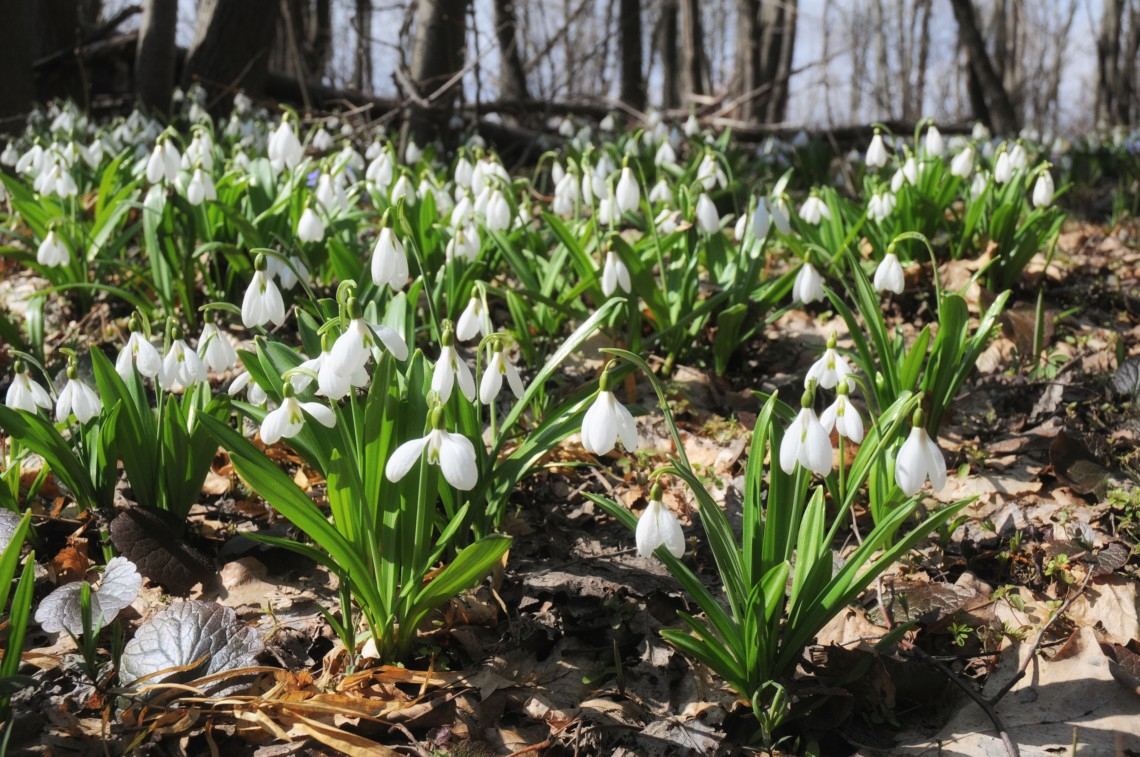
xmin=50 ymin=545 xmax=89 ymax=583
xmin=1067 ymin=576 xmax=1140 ymax=646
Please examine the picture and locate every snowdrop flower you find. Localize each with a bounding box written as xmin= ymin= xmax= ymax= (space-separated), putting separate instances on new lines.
xmin=454 ymin=156 xmax=474 ymax=187
xmin=115 ymin=318 xmax=162 ymax=380
xmin=581 ymin=370 xmax=638 ymax=456
xmin=891 ymin=156 xmax=918 ymax=192
xmin=615 ymin=165 xmax=640 ymax=213
xmin=768 ymin=195 xmax=792 ymax=235
xmin=793 ymin=262 xmax=825 ymax=304
xmin=648 ymin=178 xmax=673 ymax=205
xmin=159 ymin=329 xmax=208 ymax=391
xmin=970 ymin=171 xmax=989 ymax=198
xmin=320 ymin=298 xmax=408 ymax=399
xmin=385 ymin=406 xmax=477 ymax=490
xmin=799 ymin=195 xmax=831 ymax=225
xmin=310 ymin=127 xmax=334 ymax=153
xmin=484 ymin=189 xmax=511 ymax=231
xmin=636 ymin=485 xmax=685 ymax=559
xmin=1032 ymin=169 xmax=1055 ymax=208
xmin=260 ymin=384 xmax=336 ymax=445
xmin=198 ymin=322 xmax=238 ymax=373
xmin=390 ymin=174 xmax=416 ymax=205
xmin=696 ymin=153 xmax=727 ymax=190
xmin=370 ymin=224 xmax=409 ymax=291
xmin=874 ymin=251 xmax=905 ymax=295
xmin=752 ymin=198 xmax=773 ymax=239
xmin=654 ymin=141 xmax=677 ymax=167
xmin=684 ymin=113 xmax=700 ymax=138
xmin=185 ymin=168 xmax=216 ymax=206
xmin=0 ymin=143 xmax=17 ymax=167
xmin=296 ymin=206 xmax=324 ymax=243
xmin=242 ymin=257 xmax=287 ymax=328
xmin=993 ymin=151 xmax=1013 ymax=184
xmin=552 ymin=172 xmax=579 ymax=217
xmin=596 ymin=193 xmax=619 ymax=225
xmin=600 ymin=114 xmax=617 ymax=132
xmin=432 ymin=325 xmax=475 ymax=402
xmin=366 ymin=151 xmax=393 ymax=190
xmin=695 ymin=193 xmax=720 ymax=233
xmin=56 ymin=363 xmax=102 ymax=424
xmin=895 ymin=411 xmax=946 ymax=496
xmin=480 ymin=346 xmax=525 ymax=403
xmin=456 ymin=295 xmax=490 ymax=342
xmin=805 ymin=333 xmax=852 ymax=390
xmin=268 ymin=119 xmax=303 ymax=171
xmin=820 ymin=381 xmax=863 ymax=443
xmin=558 ymin=118 xmax=576 ymax=138
xmin=779 ymin=388 xmax=832 ymax=475
xmin=867 ymin=191 xmax=896 ymax=222
xmin=447 ymin=223 xmax=480 ymax=262
xmin=145 ymin=136 xmax=181 ymax=184
xmin=1008 ymin=142 xmax=1028 ymax=171
xmin=950 ymin=145 xmax=974 ymax=178
xmin=36 ymin=230 xmax=70 ymax=267
xmin=866 ymin=131 xmax=889 ymax=169
xmin=5 ymin=361 xmax=52 ymax=413
xmin=924 ymin=124 xmax=945 ymax=157
xmin=405 ymin=141 xmax=422 ymax=164
xmin=265 ymin=254 xmax=309 ymax=291
xmin=734 ymin=211 xmax=750 ymax=241
xmin=601 ymin=249 xmax=631 ymax=296
xmin=654 ymin=209 xmax=680 ymax=236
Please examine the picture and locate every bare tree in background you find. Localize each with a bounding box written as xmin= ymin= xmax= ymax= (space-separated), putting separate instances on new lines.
xmin=135 ymin=0 xmax=178 ymax=113
xmin=755 ymin=0 xmax=797 ymax=122
xmin=680 ymin=0 xmax=710 ymax=103
xmin=493 ymin=0 xmax=529 ymax=101
xmin=1097 ymin=0 xmax=1140 ymax=124
xmin=407 ymin=0 xmax=469 ymax=142
xmin=619 ymin=0 xmax=645 ymax=110
xmin=950 ymin=0 xmax=1018 ymax=133
xmin=353 ymin=0 xmax=373 ymax=91
xmin=184 ymin=0 xmax=281 ymax=109
xmin=271 ymin=0 xmax=333 ymax=84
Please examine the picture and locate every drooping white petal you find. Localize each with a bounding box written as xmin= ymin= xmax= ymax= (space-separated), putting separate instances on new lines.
xmin=581 ymin=392 xmax=619 ymax=455
xmin=385 ymin=436 xmax=431 ymax=483
xmin=259 ymin=404 xmax=294 ymax=445
xmin=300 ymin=401 xmax=336 ymax=428
xmin=437 ymin=431 xmax=478 ymax=490
xmin=895 ymin=426 xmax=929 ymax=496
xmin=636 ymin=499 xmax=685 ymax=559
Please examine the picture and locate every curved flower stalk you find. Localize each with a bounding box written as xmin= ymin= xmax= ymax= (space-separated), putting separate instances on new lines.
xmin=386 ymin=405 xmax=478 ymax=491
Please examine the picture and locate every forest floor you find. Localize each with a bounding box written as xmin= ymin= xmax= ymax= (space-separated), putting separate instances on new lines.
xmin=5 ymin=217 xmax=1140 ymax=756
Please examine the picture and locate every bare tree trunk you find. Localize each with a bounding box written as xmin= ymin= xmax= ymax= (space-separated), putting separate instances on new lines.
xmin=654 ymin=0 xmax=681 ymax=109
xmin=1122 ymin=2 xmax=1140 ymax=123
xmin=756 ymin=0 xmax=797 ymax=123
xmin=135 ymin=0 xmax=178 ymax=113
xmin=184 ymin=0 xmax=280 ymax=109
xmin=0 ymin=0 xmax=36 ymax=118
xmin=1097 ymin=0 xmax=1126 ymax=123
xmin=914 ymin=0 xmax=932 ymax=118
xmin=619 ymin=0 xmax=645 ymax=110
xmin=493 ymin=0 xmax=528 ymax=101
xmin=679 ymin=0 xmax=709 ymax=102
xmin=353 ymin=0 xmax=372 ymax=91
xmin=406 ymin=0 xmax=469 ymax=143
xmin=949 ymin=0 xmax=1019 ymax=134
xmin=872 ymin=0 xmax=893 ymax=118
xmin=733 ymin=0 xmax=760 ymax=120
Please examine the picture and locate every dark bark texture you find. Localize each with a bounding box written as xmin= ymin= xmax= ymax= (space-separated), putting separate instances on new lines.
xmin=183 ymin=0 xmax=281 ymax=110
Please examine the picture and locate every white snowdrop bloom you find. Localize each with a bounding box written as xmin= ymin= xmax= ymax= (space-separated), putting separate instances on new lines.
xmin=456 ymin=296 xmax=490 ymax=342
xmin=779 ymin=404 xmax=832 ymax=475
xmin=315 ymin=173 xmax=343 ymax=214
xmin=867 ymin=191 xmax=896 ymax=222
xmin=1032 ymin=170 xmax=1055 ymax=208
xmin=370 ymin=227 xmax=409 ymax=291
xmin=116 ymin=329 xmax=162 ymax=380
xmin=386 ymin=424 xmax=478 ymax=490
xmin=579 ymin=168 xmax=594 ymax=206
xmin=145 ymin=141 xmax=170 ymax=183
xmin=599 ymin=114 xmax=617 ymax=132
xmin=890 ymin=156 xmax=918 ymax=193
xmin=265 ymin=254 xmax=310 ymax=291
xmin=183 ymin=132 xmax=214 ymax=171
xmin=769 ymin=195 xmax=792 ymax=234
xmin=734 ymin=212 xmax=750 ymax=241
xmin=320 ymin=307 xmax=408 ymax=399
xmin=198 ymin=323 xmax=238 ymax=373
xmin=260 ymin=389 xmax=336 ymax=445
xmin=636 ymin=494 xmax=685 ymax=559
xmin=950 ymin=145 xmax=974 ymax=178
xmin=390 ymin=174 xmax=416 ymax=205
xmin=484 ymin=189 xmax=511 ymax=231
xmin=1008 ymin=143 xmax=1028 ymax=171
xmin=873 ymin=252 xmax=905 ymax=295
xmin=404 ymin=141 xmax=422 ymax=165
xmin=696 ymin=153 xmax=726 ymax=190
xmin=752 ymin=198 xmax=772 ymax=239
xmin=654 ymin=141 xmax=677 ymax=167
xmin=694 ymin=193 xmax=720 ymax=234
xmin=36 ymin=230 xmax=70 ymax=268
xmin=895 ymin=419 xmax=947 ymax=496
xmin=5 ymin=364 xmax=52 ymax=413
xmin=480 ymin=348 xmax=525 ymax=404
xmin=56 ymin=370 xmax=102 ymax=424
xmin=805 ymin=336 xmax=852 ymax=390
xmin=993 ymin=151 xmax=1013 ymax=184
xmin=232 ymin=149 xmax=250 ymax=171
xmin=655 ymin=209 xmax=680 ymax=236
xmin=296 ymin=207 xmax=325 ymax=243
xmin=648 ymin=178 xmax=674 ymax=205
xmin=49 ymin=166 xmax=78 ymax=198
xmin=81 ymin=139 xmax=104 ymax=169
xmin=366 ymin=151 xmax=393 ymax=190
xmin=159 ymin=337 xmax=208 ymax=391
xmin=16 ymin=143 xmax=43 ymax=174
xmin=268 ymin=120 xmax=303 ymax=170
xmin=242 ymin=266 xmax=287 ymax=329
xmin=558 ymin=118 xmax=575 ymax=138
xmin=185 ymin=168 xmax=216 ymax=205
xmin=552 ymin=172 xmax=579 ymax=217
xmin=447 ymin=223 xmax=480 ymax=262
xmin=684 ymin=113 xmax=700 ymax=138
xmin=454 ymin=156 xmax=474 ymax=187
xmin=161 ymin=140 xmax=182 ymax=182
xmin=793 ymin=262 xmax=825 ymax=304
xmin=924 ymin=125 xmax=945 ymax=157
xmin=865 ymin=132 xmax=889 ymax=169
xmin=450 ymin=193 xmax=474 ymax=229
xmin=820 ymin=387 xmax=863 ymax=444
xmin=310 ymin=127 xmax=333 ymax=153
xmin=601 ymin=250 xmax=631 ymax=296
xmin=970 ymin=171 xmax=989 ymax=198
xmin=0 ymin=143 xmax=17 ymax=167
xmin=799 ymin=195 xmax=831 ymax=225
xmin=581 ymin=383 xmax=638 ymax=456
xmin=432 ymin=331 xmax=475 ymax=403
xmin=596 ymin=193 xmax=618 ymax=226
xmin=615 ymin=166 xmax=640 ymax=213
